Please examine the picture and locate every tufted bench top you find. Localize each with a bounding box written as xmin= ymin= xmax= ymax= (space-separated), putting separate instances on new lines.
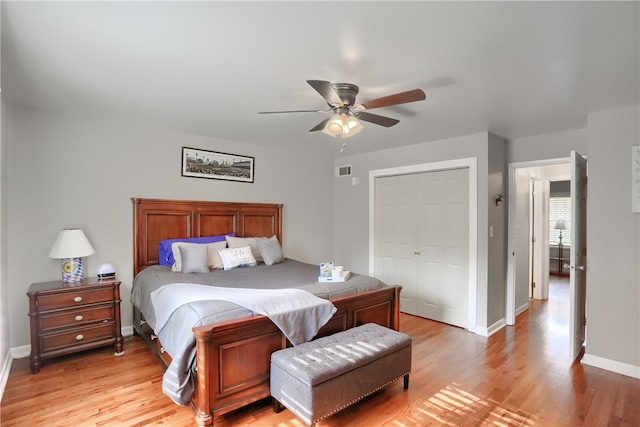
xmin=271 ymin=323 xmax=412 ymax=387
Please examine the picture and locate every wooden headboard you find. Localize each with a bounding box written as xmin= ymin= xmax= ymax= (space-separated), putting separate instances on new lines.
xmin=132 ymin=198 xmax=283 ymax=276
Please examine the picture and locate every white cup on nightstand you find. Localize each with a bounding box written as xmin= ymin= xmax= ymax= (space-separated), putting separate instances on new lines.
xmin=332 ymin=266 xmax=344 ymax=278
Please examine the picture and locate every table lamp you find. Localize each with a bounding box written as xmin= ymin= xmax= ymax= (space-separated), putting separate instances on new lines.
xmin=48 ymin=228 xmax=95 ymax=282
xmin=555 ymin=219 xmax=566 ymax=245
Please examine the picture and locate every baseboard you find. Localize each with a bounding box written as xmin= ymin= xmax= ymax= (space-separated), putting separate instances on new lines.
xmin=0 ymin=349 xmax=12 ymax=402
xmin=582 ymin=353 xmax=640 ymax=379
xmin=11 ymin=345 xmax=29 ymax=359
xmin=515 ymin=302 xmax=529 ymax=317
xmin=474 ymin=317 xmax=507 ymax=337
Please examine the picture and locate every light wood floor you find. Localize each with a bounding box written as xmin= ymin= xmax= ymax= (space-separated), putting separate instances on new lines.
xmin=2 ymin=277 xmax=638 ymax=426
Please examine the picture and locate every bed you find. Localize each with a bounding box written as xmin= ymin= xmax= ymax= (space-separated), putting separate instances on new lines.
xmin=131 ymin=198 xmax=402 ymax=426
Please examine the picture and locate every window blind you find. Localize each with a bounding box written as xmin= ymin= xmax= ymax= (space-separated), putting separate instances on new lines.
xmin=549 ymin=196 xmax=571 ymax=245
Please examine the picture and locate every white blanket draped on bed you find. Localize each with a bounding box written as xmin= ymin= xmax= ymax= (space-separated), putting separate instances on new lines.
xmin=151 ymin=283 xmax=337 ymax=346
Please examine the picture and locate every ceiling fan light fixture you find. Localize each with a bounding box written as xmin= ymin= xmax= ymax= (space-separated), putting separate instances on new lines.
xmin=322 ymin=113 xmax=363 ymax=138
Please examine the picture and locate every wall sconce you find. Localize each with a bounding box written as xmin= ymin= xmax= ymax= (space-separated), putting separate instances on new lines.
xmin=495 ymin=193 xmax=504 ymax=206
xmin=48 ymin=228 xmax=95 ymax=282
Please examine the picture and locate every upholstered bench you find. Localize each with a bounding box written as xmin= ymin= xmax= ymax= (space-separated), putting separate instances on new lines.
xmin=270 ymin=323 xmax=412 ymax=426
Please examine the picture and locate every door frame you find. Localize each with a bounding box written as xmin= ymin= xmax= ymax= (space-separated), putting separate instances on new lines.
xmin=368 ymin=157 xmax=478 ymax=333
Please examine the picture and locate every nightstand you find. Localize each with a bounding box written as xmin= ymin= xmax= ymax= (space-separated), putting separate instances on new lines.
xmin=27 ymin=277 xmax=124 ymax=373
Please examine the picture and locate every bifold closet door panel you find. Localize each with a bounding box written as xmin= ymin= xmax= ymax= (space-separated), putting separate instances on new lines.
xmin=417 ymin=168 xmax=469 ymax=328
xmin=374 ymin=174 xmax=419 ymax=315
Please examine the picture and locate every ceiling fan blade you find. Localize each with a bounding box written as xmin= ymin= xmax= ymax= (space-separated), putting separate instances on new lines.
xmin=307 ymin=80 xmax=343 ymax=106
xmin=356 ymin=111 xmax=400 ymax=128
xmin=363 ymin=89 xmax=426 ymax=110
xmin=309 ymin=117 xmax=331 ymax=132
xmin=258 ymin=109 xmax=329 ymax=114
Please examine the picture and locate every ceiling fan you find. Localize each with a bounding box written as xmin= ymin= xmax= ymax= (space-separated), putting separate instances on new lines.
xmin=259 ymin=80 xmax=426 ymax=138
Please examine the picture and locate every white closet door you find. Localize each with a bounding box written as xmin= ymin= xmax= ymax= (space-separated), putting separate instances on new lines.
xmin=374 ymin=174 xmax=419 ymax=315
xmin=417 ymin=168 xmax=469 ymax=328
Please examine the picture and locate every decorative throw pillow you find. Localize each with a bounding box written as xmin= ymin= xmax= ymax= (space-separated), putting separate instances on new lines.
xmin=225 ymin=236 xmax=263 ymax=263
xmin=256 ymin=235 xmax=285 ymax=266
xmin=217 ymin=246 xmax=257 ymax=270
xmin=178 ymin=244 xmax=210 ymax=273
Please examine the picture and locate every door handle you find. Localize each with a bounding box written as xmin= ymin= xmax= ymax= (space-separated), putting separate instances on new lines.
xmin=565 ymin=263 xmax=585 ymax=271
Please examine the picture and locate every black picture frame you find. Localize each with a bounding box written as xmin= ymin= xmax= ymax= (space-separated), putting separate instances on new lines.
xmin=181 ymin=147 xmax=254 ymax=183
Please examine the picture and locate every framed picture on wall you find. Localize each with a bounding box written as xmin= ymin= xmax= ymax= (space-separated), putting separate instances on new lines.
xmin=181 ymin=147 xmax=254 ymax=183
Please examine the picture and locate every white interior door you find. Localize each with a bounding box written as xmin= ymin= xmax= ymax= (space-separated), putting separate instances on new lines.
xmin=569 ymin=151 xmax=587 ymax=360
xmin=417 ymin=168 xmax=469 ymax=328
xmin=374 ymin=174 xmax=418 ymax=315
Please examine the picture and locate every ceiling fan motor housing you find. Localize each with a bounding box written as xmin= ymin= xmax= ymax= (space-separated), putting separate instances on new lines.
xmin=332 ymin=83 xmax=359 ymax=106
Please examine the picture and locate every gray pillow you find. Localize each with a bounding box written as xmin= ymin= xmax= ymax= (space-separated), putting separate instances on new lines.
xmin=256 ymin=235 xmax=285 ymax=266
xmin=178 ymin=244 xmax=210 ymax=273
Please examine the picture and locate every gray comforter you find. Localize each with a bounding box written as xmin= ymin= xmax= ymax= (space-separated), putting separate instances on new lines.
xmin=130 ymin=259 xmax=389 ymax=405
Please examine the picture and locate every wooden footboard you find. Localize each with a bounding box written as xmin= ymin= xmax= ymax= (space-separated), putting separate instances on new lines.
xmin=190 ymin=285 xmax=401 ymax=426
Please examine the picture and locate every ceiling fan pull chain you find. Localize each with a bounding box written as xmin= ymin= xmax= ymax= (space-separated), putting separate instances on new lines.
xmin=340 ymin=140 xmax=347 ymax=153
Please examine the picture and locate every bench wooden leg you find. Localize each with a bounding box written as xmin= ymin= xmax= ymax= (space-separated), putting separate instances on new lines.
xmin=272 ymin=397 xmax=284 ymax=413
xmin=404 ymin=373 xmax=410 ymax=390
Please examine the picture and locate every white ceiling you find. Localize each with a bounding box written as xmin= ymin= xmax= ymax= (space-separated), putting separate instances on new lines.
xmin=2 ymin=1 xmax=638 ymax=156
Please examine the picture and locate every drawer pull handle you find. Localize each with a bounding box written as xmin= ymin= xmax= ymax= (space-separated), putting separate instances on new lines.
xmin=75 ymin=315 xmax=84 ymax=321
xmin=75 ymin=334 xmax=84 ymax=341
xmin=73 ymin=296 xmax=83 ymax=303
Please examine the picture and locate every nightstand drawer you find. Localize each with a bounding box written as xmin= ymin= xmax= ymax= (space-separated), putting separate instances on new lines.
xmin=40 ymin=305 xmax=113 ymax=331
xmin=37 ymin=288 xmax=114 ymax=311
xmin=41 ymin=323 xmax=114 ymax=351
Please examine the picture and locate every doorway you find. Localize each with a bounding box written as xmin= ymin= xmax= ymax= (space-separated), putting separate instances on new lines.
xmin=506 ymin=153 xmax=587 ymax=361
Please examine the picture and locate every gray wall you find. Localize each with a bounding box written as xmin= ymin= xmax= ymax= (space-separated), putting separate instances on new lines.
xmin=507 ymin=128 xmax=587 ymax=164
xmin=5 ymin=105 xmax=335 ymax=349
xmin=487 ymin=133 xmax=507 ymax=327
xmin=0 ymin=96 xmax=9 ymax=392
xmin=585 ymin=105 xmax=639 ymax=369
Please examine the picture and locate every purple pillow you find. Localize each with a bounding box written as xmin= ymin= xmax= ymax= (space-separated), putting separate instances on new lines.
xmin=158 ymin=234 xmax=234 ymax=266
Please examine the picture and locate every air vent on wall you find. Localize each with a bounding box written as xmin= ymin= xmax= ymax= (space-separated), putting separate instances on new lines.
xmin=336 ymin=165 xmax=352 ymax=177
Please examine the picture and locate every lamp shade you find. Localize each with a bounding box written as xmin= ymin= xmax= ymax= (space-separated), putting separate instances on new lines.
xmin=554 ymin=219 xmax=566 ymax=230
xmin=48 ymin=228 xmax=95 ymax=259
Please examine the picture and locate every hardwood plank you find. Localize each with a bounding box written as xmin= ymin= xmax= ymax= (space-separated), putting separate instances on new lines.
xmin=2 ymin=278 xmax=639 ymax=426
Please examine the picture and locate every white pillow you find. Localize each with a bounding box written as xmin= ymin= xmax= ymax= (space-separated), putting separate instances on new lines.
xmin=225 ymin=236 xmax=263 ymax=263
xmin=171 ymin=241 xmax=227 ymax=272
xmin=217 ymin=246 xmax=257 ymax=270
